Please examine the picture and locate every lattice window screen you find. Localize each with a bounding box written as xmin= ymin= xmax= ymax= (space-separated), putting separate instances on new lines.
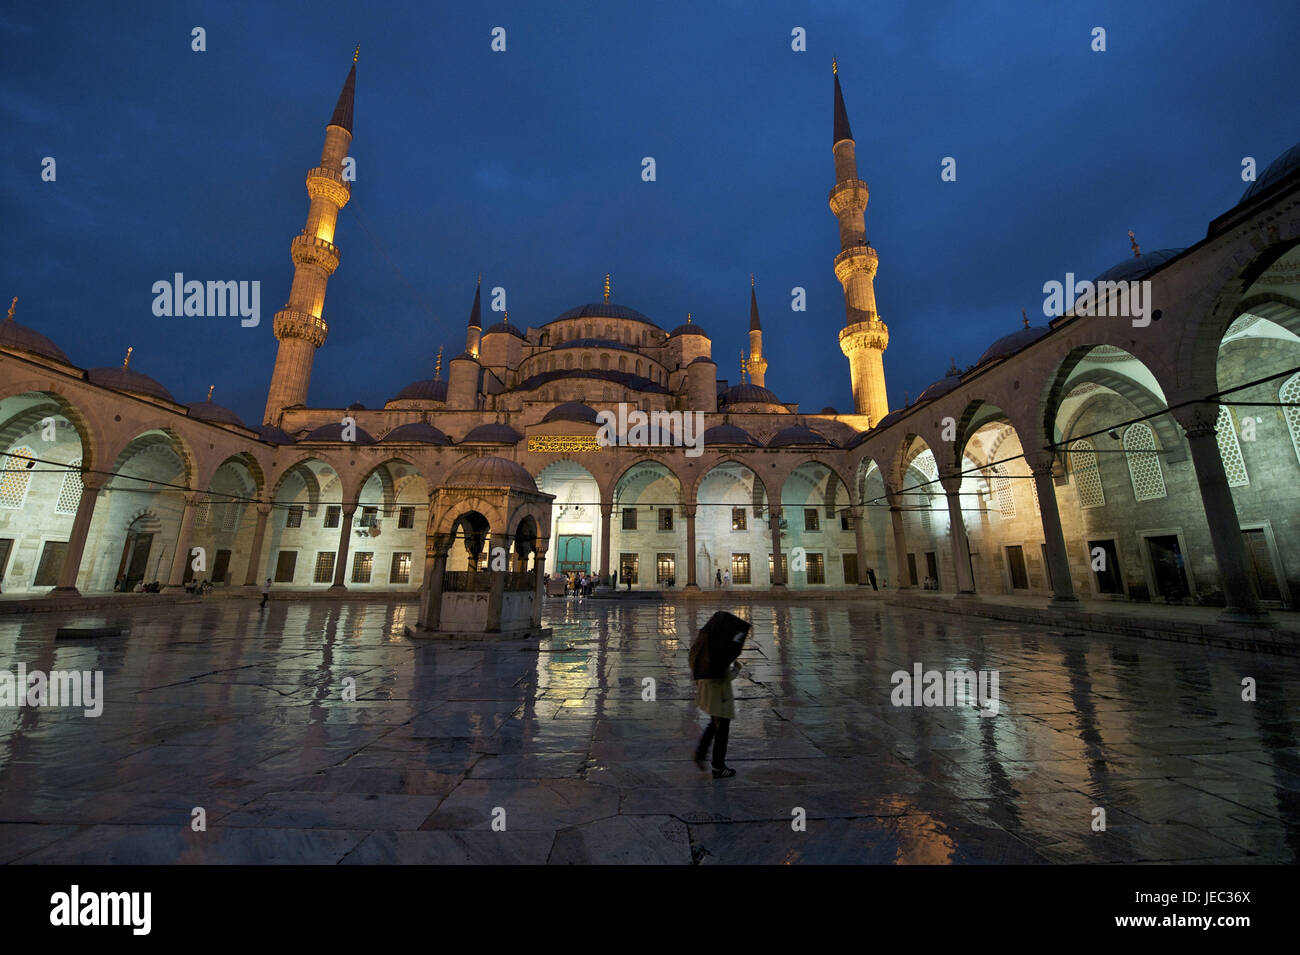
xmin=1123 ymin=423 xmax=1167 ymax=501
xmin=1215 ymin=405 xmax=1249 ymax=488
xmin=1070 ymin=440 xmax=1105 ymax=508
xmin=990 ymin=464 xmax=1016 ymax=518
xmin=1281 ymin=373 xmax=1300 ymax=467
xmin=55 ymin=457 xmax=84 ymax=514
xmin=0 ymin=446 xmax=37 ymax=509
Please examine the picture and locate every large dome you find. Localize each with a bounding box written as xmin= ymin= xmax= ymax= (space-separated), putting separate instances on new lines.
xmin=720 ymin=382 xmax=782 ymax=406
xmin=88 ymin=365 xmax=175 ymax=402
xmin=550 ymin=303 xmax=657 ymax=326
xmin=0 ymin=320 xmax=71 ymax=364
xmin=443 ymin=455 xmax=537 ymax=492
xmin=1242 ymin=142 xmax=1300 ymax=202
xmin=392 ymin=379 xmax=448 ymax=402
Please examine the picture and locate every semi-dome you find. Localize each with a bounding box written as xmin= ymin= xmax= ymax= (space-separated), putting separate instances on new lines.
xmin=1092 ymin=249 xmax=1184 ymax=285
xmin=392 ymin=378 xmax=448 ymax=402
xmin=550 ymin=303 xmax=656 ymax=326
xmin=703 ymin=424 xmax=761 ymax=447
xmin=720 ymin=382 xmax=782 ymax=406
xmin=669 ymin=320 xmax=709 ymax=338
xmin=187 ymin=399 xmax=244 ymax=427
xmin=541 ymin=402 xmax=600 ymax=424
xmin=383 ymin=422 xmax=451 ymax=445
xmin=482 ymin=321 xmax=527 ymax=339
xmin=303 ymin=421 xmax=376 ymax=444
xmin=1242 ymin=142 xmax=1300 ymax=202
xmin=443 ymin=455 xmax=537 ymax=492
xmin=88 ymin=366 xmax=175 ymax=402
xmin=0 ymin=320 xmax=71 ymax=364
xmin=767 ymin=425 xmax=837 ymax=448
xmin=258 ymin=423 xmax=296 ymax=445
xmin=461 ymin=422 xmax=523 ymax=444
xmin=978 ymin=326 xmax=1050 ymax=366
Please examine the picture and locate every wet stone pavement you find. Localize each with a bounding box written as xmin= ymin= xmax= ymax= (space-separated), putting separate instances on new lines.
xmin=1 ymin=596 xmax=1297 ymax=864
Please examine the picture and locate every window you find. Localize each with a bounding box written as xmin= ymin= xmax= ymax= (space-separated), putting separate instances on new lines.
xmin=731 ymin=508 xmax=746 ymax=531
xmin=274 ymin=550 xmax=297 ymax=583
xmin=907 ymin=553 xmax=919 ymax=586
xmin=767 ymin=553 xmax=786 ymax=580
xmin=658 ymin=508 xmax=673 ymax=531
xmin=1123 ymin=423 xmax=1167 ymax=501
xmin=806 ymin=552 xmax=825 ymax=584
xmin=361 ymin=506 xmax=378 ymax=528
xmin=731 ymin=553 xmax=751 ymax=584
xmin=840 ymin=513 xmax=851 ymax=531
xmin=351 ymin=551 xmax=374 ymax=583
xmin=622 ymin=507 xmax=638 ymax=531
xmin=324 ymin=505 xmax=340 ymax=528
xmin=1005 ymin=545 xmax=1029 ymax=590
xmin=1215 ymin=405 xmax=1249 ymax=487
xmin=0 ymin=446 xmax=37 ymax=509
xmin=398 ymin=506 xmax=415 ymax=529
xmin=286 ymin=505 xmax=303 ymax=528
xmin=212 ymin=549 xmax=232 ymax=583
xmin=656 ymin=553 xmax=675 ymax=583
xmin=619 ymin=553 xmax=639 ymax=584
xmin=33 ymin=540 xmax=68 ymax=587
xmin=390 ymin=552 xmax=412 ymax=584
xmin=1070 ymin=439 xmax=1105 ymax=508
xmin=1088 ymin=539 xmax=1123 ymax=594
xmin=313 ymin=552 xmax=335 ymax=583
xmin=55 ymin=458 xmax=83 ymax=514
xmin=804 ymin=508 xmax=820 ymax=532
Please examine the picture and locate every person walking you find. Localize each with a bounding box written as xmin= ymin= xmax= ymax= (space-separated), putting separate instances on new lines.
xmin=722 ymin=569 xmax=731 ymax=588
xmin=715 ymin=568 xmax=722 ymax=588
xmin=689 ymin=611 xmax=751 ymax=780
xmin=867 ymin=567 xmax=878 ymax=591
xmin=260 ymin=577 xmax=271 ymax=609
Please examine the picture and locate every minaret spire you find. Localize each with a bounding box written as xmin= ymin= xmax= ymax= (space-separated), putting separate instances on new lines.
xmin=747 ymin=275 xmax=767 ymax=388
xmin=466 ymin=277 xmax=483 ymax=357
xmin=263 ymin=50 xmax=356 ymax=425
xmin=830 ymin=62 xmax=889 ymax=425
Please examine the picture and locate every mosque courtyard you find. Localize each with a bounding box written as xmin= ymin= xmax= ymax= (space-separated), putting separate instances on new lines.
xmin=0 ymin=595 xmax=1296 ymax=865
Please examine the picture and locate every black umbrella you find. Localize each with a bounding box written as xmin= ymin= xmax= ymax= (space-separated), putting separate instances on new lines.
xmin=689 ymin=611 xmax=752 ymax=679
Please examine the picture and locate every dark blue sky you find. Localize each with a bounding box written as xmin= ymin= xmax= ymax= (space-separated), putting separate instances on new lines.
xmin=4 ymin=0 xmax=1299 ymax=424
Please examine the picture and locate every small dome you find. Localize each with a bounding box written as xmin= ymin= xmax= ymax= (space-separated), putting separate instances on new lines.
xmin=1092 ymin=249 xmax=1184 ymax=285
xmin=978 ymin=326 xmax=1050 ymax=366
xmin=873 ymin=410 xmax=905 ymax=431
xmin=767 ymin=425 xmax=837 ymax=448
xmin=669 ymin=321 xmax=709 ymax=338
xmin=346 ymin=401 xmax=366 ymax=411
xmin=843 ymin=430 xmax=871 ymax=449
xmin=303 ymin=421 xmax=377 ymax=444
xmin=916 ymin=373 xmax=962 ymax=402
xmin=720 ymin=382 xmax=782 ymax=406
xmin=258 ymin=423 xmax=296 ymax=445
xmin=461 ymin=422 xmax=523 ymax=444
xmin=482 ymin=321 xmax=527 ymax=340
xmin=689 ymin=356 xmax=716 ymax=365
xmin=1242 ymin=142 xmax=1300 ymax=202
xmin=392 ymin=379 xmax=448 ymax=402
xmin=550 ymin=303 xmax=656 ymax=326
xmin=0 ymin=320 xmax=71 ymax=364
xmin=704 ymin=424 xmax=761 ymax=447
xmin=88 ymin=366 xmax=175 ymax=402
xmin=187 ymin=399 xmax=244 ymax=427
xmin=443 ymin=455 xmax=537 ymax=492
xmin=819 ymin=406 xmax=839 ymax=415
xmin=541 ymin=402 xmax=600 ymax=424
xmin=451 ymin=351 xmax=480 ymax=363
xmin=383 ymin=422 xmax=451 ymax=445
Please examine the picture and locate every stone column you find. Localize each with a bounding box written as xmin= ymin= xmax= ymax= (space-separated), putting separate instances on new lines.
xmin=1176 ymin=406 xmax=1271 ymax=624
xmin=486 ymin=535 xmax=512 ymax=631
xmin=599 ymin=503 xmax=612 ymax=583
xmin=49 ymin=473 xmax=105 ymax=596
xmin=851 ymin=504 xmax=871 ymax=586
xmin=330 ymin=501 xmax=357 ymax=590
xmin=1026 ymin=451 xmax=1077 ymax=605
xmin=684 ymin=504 xmax=699 ymax=590
xmin=886 ymin=488 xmax=909 ymax=589
xmin=243 ymin=501 xmax=272 ymax=587
xmin=532 ymin=543 xmax=547 ymax=627
xmin=420 ymin=540 xmax=449 ymax=631
xmin=163 ymin=494 xmax=202 ymax=592
xmin=769 ymin=508 xmax=785 ymax=586
xmin=939 ymin=469 xmax=976 ymax=594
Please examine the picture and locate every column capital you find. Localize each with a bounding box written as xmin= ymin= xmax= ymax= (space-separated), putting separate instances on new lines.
xmin=937 ymin=467 xmax=964 ymax=495
xmin=1171 ymin=403 xmax=1218 ymax=438
xmin=1023 ymin=449 xmax=1057 ymax=475
xmin=341 ymin=500 xmax=358 ymax=516
xmin=79 ymin=471 xmax=107 ymax=492
xmin=256 ymin=501 xmax=272 ymax=516
xmin=683 ymin=504 xmax=697 ymax=519
xmin=183 ymin=492 xmax=203 ymax=507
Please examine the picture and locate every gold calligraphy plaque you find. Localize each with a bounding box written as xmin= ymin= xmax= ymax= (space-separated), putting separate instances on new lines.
xmin=528 ymin=436 xmax=602 ymax=453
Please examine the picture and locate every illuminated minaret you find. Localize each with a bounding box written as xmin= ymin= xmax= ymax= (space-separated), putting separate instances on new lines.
xmin=747 ymin=275 xmax=767 ymax=388
xmin=263 ymin=48 xmax=357 ymax=425
xmin=830 ymin=60 xmax=889 ymax=425
xmin=465 ymin=275 xmax=482 ymax=357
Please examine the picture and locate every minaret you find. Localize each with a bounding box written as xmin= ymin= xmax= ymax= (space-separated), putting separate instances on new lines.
xmin=263 ymin=48 xmax=357 ymax=425
xmin=465 ymin=275 xmax=482 ymax=357
xmin=747 ymin=274 xmax=767 ymax=388
xmin=830 ymin=60 xmax=889 ymax=425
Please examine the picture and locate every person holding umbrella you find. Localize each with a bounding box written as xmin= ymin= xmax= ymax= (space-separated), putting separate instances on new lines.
xmin=689 ymin=610 xmax=751 ymax=779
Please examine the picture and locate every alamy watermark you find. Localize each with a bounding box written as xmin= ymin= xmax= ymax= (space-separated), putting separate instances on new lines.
xmin=0 ymin=665 xmax=103 ymax=717
xmin=1042 ymin=273 xmax=1152 ymax=327
xmin=595 ymin=403 xmax=704 ymax=457
xmin=152 ymin=273 xmax=260 ymax=327
xmin=890 ymin=662 xmax=999 ymax=717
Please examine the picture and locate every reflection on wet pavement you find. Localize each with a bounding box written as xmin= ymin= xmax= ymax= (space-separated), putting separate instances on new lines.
xmin=0 ymin=596 xmax=1296 ymax=864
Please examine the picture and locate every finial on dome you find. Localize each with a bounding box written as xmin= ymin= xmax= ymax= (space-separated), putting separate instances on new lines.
xmin=123 ymin=346 xmax=133 ymax=368
xmin=1129 ymin=230 xmax=1141 ymax=258
xmin=750 ymin=273 xmax=755 ymax=288
xmin=832 ymin=58 xmax=838 ymax=75
xmin=5 ymin=297 xmax=15 ymax=323
xmin=603 ymin=273 xmax=611 ymax=304
xmin=1022 ymin=308 xmax=1030 ymax=329
xmin=206 ymin=384 xmax=214 ymax=401
xmin=435 ymin=345 xmax=443 ymax=380
xmin=949 ymin=358 xmax=959 ymax=376
xmin=686 ymin=312 xmax=692 ymax=324
xmin=353 ymin=44 xmax=360 ymax=64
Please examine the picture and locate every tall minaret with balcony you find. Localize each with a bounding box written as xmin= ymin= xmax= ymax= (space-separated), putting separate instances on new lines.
xmin=747 ymin=275 xmax=767 ymax=388
xmin=263 ymin=49 xmax=357 ymax=425
xmin=829 ymin=61 xmax=889 ymax=425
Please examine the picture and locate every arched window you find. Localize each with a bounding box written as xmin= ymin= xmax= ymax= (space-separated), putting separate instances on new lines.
xmin=1123 ymin=423 xmax=1166 ymax=501
xmin=1070 ymin=439 xmax=1104 ymax=508
xmin=635 ymin=359 xmax=642 ymax=376
xmin=563 ymin=356 xmax=572 ymax=370
xmin=0 ymin=445 xmax=37 ymax=509
xmin=582 ymin=355 xmax=591 ymax=370
xmin=599 ymin=354 xmax=609 ymax=370
xmin=619 ymin=356 xmax=627 ymax=372
xmin=1281 ymin=372 xmax=1300 ymax=466
xmin=55 ymin=457 xmax=84 ymax=514
xmin=1215 ymin=405 xmax=1249 ymax=487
